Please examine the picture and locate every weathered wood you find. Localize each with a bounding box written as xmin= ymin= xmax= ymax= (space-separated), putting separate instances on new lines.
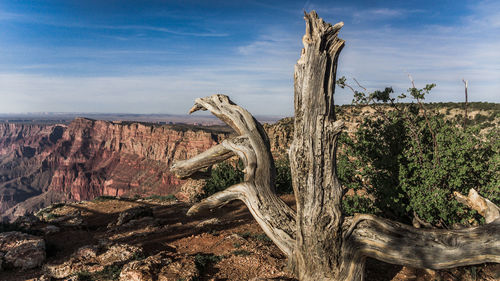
xmin=345 ymin=214 xmax=500 ymax=269
xmin=454 ymin=188 xmax=500 ymax=223
xmin=172 ymin=95 xmax=297 ymax=258
xmin=171 ymin=142 xmax=234 ymax=178
xmin=171 ymin=10 xmax=500 ymax=281
xmin=290 ymin=10 xmax=347 ymax=280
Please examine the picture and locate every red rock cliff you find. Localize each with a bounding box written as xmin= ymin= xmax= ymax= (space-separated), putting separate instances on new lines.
xmin=48 ymin=118 xmax=227 ymax=201
xmin=0 ymin=119 xmax=228 ymax=218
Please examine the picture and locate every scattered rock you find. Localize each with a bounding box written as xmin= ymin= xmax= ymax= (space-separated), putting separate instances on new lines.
xmin=196 ymin=218 xmax=221 ymax=228
xmin=248 ymin=277 xmax=290 ymax=281
xmin=97 ymin=244 xmax=143 ymax=266
xmin=73 ymin=245 xmax=98 ymax=260
xmin=27 ymin=274 xmax=52 ymax=281
xmin=120 ymin=216 xmax=157 ymax=229
xmin=119 ymin=251 xmax=199 ymax=281
xmin=0 ymin=231 xmax=46 ymax=270
xmin=176 ymin=178 xmax=206 ymax=203
xmin=60 ymin=215 xmax=85 ymax=227
xmin=44 ymin=243 xmax=143 ymax=279
xmin=119 ymin=253 xmax=169 ymax=281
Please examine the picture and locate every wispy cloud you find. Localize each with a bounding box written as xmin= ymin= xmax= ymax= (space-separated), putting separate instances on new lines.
xmin=302 ymin=4 xmax=423 ymax=23
xmin=463 ymin=0 xmax=500 ymax=28
xmin=0 ymin=9 xmax=228 ymax=37
xmin=351 ymin=8 xmax=421 ymax=22
xmin=90 ymin=24 xmax=229 ymax=37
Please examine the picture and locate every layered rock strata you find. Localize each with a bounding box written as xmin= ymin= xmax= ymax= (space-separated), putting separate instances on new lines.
xmin=0 ymin=119 xmax=229 ymax=221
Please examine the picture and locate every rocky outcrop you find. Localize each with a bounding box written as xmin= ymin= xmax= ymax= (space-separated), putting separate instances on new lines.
xmin=119 ymin=251 xmax=199 ymax=281
xmin=113 ymin=206 xmax=154 ymax=227
xmin=263 ymin=117 xmax=293 ymax=158
xmin=0 ymin=231 xmax=46 ymax=270
xmin=1 ymin=190 xmax=69 ymax=223
xmin=44 ymin=243 xmax=143 ymax=279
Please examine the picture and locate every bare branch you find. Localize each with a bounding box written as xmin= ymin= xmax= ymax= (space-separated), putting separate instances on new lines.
xmin=347 ymin=214 xmax=500 ymax=269
xmin=455 ymin=188 xmax=500 ymax=224
xmin=462 ymin=78 xmax=469 ymax=127
xmin=353 ymin=78 xmax=366 ymax=91
xmin=408 ymin=73 xmax=416 ymax=89
xmin=171 ymin=143 xmax=235 ymax=178
xmin=171 ymin=94 xmax=297 ymax=258
xmin=187 ymin=183 xmax=246 ymax=216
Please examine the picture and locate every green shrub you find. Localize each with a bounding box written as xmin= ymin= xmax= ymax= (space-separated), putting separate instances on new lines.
xmin=146 ymin=194 xmax=177 ymax=201
xmin=201 ymin=161 xmax=244 ymax=199
xmin=74 ymin=264 xmax=123 ymax=280
xmin=336 ymin=77 xmax=499 ymax=226
xmin=201 ymin=156 xmax=293 ymax=199
xmin=194 ymin=254 xmax=223 ymax=272
xmin=92 ymin=195 xmax=116 ymax=202
xmin=275 ymin=157 xmax=293 ymax=194
xmin=237 ymin=231 xmax=272 ymax=242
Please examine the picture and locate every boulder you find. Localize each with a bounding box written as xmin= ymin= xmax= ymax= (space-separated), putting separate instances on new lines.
xmin=120 ymin=251 xmax=198 ymax=281
xmin=0 ymin=231 xmax=46 ymax=270
xmin=44 ymin=243 xmax=143 ymax=279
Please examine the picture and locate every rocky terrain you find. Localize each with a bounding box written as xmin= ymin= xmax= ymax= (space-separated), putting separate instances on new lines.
xmin=1 ymin=196 xmax=498 ymax=280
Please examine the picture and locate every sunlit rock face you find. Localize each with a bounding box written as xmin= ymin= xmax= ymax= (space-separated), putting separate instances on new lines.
xmin=0 ymin=118 xmax=228 ymax=221
xmin=47 ymin=118 xmax=226 ymax=201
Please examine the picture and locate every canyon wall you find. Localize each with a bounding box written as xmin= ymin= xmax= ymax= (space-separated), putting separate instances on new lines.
xmin=0 ymin=119 xmax=229 ymax=221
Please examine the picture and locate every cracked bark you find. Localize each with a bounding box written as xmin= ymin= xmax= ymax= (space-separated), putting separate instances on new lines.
xmin=171 ymin=10 xmax=500 ymax=281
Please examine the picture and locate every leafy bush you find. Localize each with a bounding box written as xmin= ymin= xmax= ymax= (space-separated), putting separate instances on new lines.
xmin=202 ymin=156 xmax=293 ymax=199
xmin=200 ymin=161 xmax=244 ymax=199
xmin=237 ymin=231 xmax=272 ymax=242
xmin=232 ymin=249 xmax=251 ymax=256
xmin=146 ymin=194 xmax=177 ymax=201
xmin=275 ymin=157 xmax=293 ymax=194
xmin=336 ymin=77 xmax=499 ymax=226
xmin=75 ymin=264 xmax=123 ymax=281
xmin=194 ymin=253 xmax=223 ymax=272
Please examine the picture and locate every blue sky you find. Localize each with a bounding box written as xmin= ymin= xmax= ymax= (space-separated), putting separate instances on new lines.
xmin=0 ymin=0 xmax=499 ymax=115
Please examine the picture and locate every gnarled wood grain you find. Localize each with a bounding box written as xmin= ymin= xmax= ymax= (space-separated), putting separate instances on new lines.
xmin=171 ymin=95 xmax=297 ymax=258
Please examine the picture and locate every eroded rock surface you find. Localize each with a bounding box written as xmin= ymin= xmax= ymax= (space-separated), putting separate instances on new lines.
xmin=44 ymin=243 xmax=143 ymax=279
xmin=120 ymin=251 xmax=198 ymax=281
xmin=0 ymin=231 xmax=45 ymax=270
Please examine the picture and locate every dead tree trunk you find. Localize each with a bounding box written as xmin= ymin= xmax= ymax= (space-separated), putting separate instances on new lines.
xmin=171 ymin=11 xmax=500 ymax=281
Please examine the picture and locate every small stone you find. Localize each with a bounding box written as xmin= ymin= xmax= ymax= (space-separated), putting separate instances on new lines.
xmin=42 ymin=225 xmax=60 ymax=235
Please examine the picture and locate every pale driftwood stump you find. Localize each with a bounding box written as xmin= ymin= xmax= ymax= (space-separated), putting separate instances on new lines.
xmin=171 ymin=11 xmax=500 ymax=281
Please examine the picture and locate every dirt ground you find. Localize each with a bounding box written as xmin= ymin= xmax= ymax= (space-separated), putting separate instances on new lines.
xmin=2 ymin=195 xmax=498 ymax=280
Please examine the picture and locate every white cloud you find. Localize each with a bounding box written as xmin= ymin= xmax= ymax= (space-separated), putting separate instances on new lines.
xmin=1 ymin=1 xmax=499 ymax=116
